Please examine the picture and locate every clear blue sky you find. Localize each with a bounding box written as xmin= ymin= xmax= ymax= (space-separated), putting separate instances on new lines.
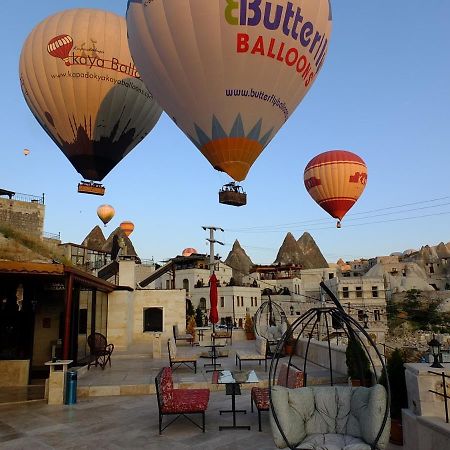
xmin=1 ymin=1 xmax=449 ymax=264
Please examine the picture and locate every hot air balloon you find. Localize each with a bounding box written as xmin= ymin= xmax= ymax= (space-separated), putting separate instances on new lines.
xmin=97 ymin=204 xmax=115 ymax=227
xmin=127 ymin=1 xmax=332 ymax=205
xmin=119 ymin=221 xmax=134 ymax=237
xmin=182 ymin=247 xmax=197 ymax=257
xmin=304 ymin=150 xmax=368 ymax=228
xmin=20 ymin=9 xmax=162 ymax=196
xmin=23 ymin=149 xmax=30 ymax=156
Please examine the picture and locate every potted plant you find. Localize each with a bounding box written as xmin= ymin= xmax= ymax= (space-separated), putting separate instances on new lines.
xmin=346 ymin=336 xmax=372 ymax=386
xmin=283 ymin=331 xmax=296 ymax=356
xmin=379 ymin=348 xmax=408 ymax=445
xmin=244 ymin=313 xmax=256 ymax=340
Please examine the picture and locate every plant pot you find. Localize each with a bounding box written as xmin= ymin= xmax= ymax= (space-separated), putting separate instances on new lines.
xmin=284 ymin=343 xmax=295 ymax=356
xmin=245 ymin=332 xmax=256 ymax=340
xmin=389 ymin=418 xmax=403 ymax=445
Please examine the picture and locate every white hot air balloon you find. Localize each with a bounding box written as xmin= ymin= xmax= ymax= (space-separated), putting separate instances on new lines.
xmin=20 ymin=8 xmax=162 ymax=195
xmin=127 ymin=0 xmax=332 ymax=204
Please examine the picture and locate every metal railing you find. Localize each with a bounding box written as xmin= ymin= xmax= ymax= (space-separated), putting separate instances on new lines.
xmin=43 ymin=231 xmax=61 ymax=240
xmin=10 ymin=192 xmax=45 ymax=204
xmin=428 ymin=370 xmax=449 ymax=423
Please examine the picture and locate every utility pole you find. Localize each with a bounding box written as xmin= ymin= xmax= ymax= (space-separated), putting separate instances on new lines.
xmin=202 ymin=226 xmax=224 ymax=274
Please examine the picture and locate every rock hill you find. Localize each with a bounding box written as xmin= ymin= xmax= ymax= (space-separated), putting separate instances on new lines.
xmin=224 ymin=240 xmax=254 ymax=284
xmin=103 ymin=227 xmax=138 ymax=258
xmin=81 ymin=226 xmax=106 ymax=252
xmin=274 ymin=232 xmax=328 ymax=268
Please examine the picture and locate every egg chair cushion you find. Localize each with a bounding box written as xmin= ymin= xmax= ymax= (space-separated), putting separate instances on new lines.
xmin=270 ymin=385 xmax=389 ymax=450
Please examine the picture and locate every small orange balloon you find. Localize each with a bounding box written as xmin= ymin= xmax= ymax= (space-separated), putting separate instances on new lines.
xmin=23 ymin=149 xmax=30 ymax=156
xmin=120 ymin=221 xmax=134 ymax=237
xmin=182 ymin=247 xmax=197 ymax=257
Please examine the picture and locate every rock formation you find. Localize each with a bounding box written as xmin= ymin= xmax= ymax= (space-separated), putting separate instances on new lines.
xmin=224 ymin=240 xmax=254 ymax=284
xmin=274 ymin=232 xmax=303 ymax=265
xmin=81 ymin=226 xmax=106 ymax=252
xmin=297 ymin=232 xmax=329 ymax=269
xmin=102 ymin=227 xmax=138 ymax=259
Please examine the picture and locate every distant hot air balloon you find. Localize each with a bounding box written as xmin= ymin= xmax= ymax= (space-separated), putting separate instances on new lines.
xmin=97 ymin=204 xmax=115 ymax=226
xmin=127 ymin=1 xmax=332 ymax=205
xmin=120 ymin=221 xmax=134 ymax=237
xmin=182 ymin=248 xmax=197 ymax=257
xmin=23 ymin=149 xmax=30 ymax=156
xmin=304 ymin=150 xmax=368 ymax=228
xmin=20 ymin=9 xmax=162 ymax=195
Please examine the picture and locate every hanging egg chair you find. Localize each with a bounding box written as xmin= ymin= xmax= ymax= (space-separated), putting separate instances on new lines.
xmin=254 ymin=296 xmax=287 ymax=356
xmin=268 ymin=282 xmax=391 ymax=450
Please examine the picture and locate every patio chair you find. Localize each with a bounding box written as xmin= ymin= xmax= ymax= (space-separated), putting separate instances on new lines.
xmin=235 ymin=335 xmax=268 ymax=371
xmin=251 ymin=363 xmax=304 ymax=431
xmin=155 ymin=367 xmax=210 ymax=434
xmin=168 ymin=338 xmax=198 ymax=373
xmin=173 ymin=324 xmax=194 ymax=346
xmin=87 ymin=332 xmax=114 ymax=370
xmin=211 ymin=323 xmax=233 ymax=345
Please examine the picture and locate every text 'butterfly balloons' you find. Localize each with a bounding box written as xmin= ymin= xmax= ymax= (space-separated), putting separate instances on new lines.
xmin=20 ymin=8 xmax=162 ymax=195
xmin=304 ymin=150 xmax=368 ymax=228
xmin=127 ymin=0 xmax=332 ymax=204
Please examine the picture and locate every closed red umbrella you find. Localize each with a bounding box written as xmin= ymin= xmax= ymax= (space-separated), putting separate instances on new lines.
xmin=209 ymin=273 xmax=219 ymax=326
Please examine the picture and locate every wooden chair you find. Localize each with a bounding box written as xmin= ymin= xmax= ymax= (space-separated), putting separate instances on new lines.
xmin=168 ymin=338 xmax=198 ymax=373
xmin=173 ymin=324 xmax=193 ymax=346
xmin=155 ymin=367 xmax=210 ymax=434
xmin=251 ymin=363 xmax=304 ymax=431
xmin=87 ymin=333 xmax=114 ymax=370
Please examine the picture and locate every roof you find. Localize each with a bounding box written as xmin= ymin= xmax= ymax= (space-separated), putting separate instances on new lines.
xmin=0 ymin=261 xmax=124 ymax=293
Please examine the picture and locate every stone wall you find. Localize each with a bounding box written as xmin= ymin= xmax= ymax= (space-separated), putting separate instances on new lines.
xmin=0 ymin=197 xmax=45 ymax=237
xmin=0 ymin=360 xmax=30 ymax=386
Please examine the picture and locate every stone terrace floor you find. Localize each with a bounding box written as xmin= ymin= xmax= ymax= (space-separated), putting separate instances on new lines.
xmin=0 ymin=339 xmax=402 ymax=449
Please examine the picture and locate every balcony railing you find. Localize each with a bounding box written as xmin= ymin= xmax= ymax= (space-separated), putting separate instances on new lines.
xmin=428 ymin=370 xmax=449 ymax=423
xmin=43 ymin=231 xmax=61 ymax=240
xmin=9 ymin=192 xmax=45 ymax=204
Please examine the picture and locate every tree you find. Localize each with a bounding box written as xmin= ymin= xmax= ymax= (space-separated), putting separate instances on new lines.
xmin=346 ymin=336 xmax=371 ymax=383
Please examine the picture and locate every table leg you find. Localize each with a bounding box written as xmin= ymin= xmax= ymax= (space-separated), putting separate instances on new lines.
xmin=219 ymin=383 xmax=250 ymax=430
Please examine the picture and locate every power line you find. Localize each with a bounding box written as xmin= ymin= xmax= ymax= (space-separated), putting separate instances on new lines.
xmin=225 ymin=195 xmax=450 ymax=232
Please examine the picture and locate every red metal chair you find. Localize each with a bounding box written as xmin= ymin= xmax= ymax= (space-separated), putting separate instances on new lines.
xmin=251 ymin=363 xmax=304 ymax=431
xmin=155 ymin=367 xmax=210 ymax=434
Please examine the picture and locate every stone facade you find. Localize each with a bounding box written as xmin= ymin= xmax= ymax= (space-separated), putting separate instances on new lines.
xmin=0 ymin=197 xmax=44 ymax=237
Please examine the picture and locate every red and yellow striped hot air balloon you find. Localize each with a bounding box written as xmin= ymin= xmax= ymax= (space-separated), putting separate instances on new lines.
xmin=120 ymin=221 xmax=135 ymax=237
xmin=304 ymin=150 xmax=367 ymax=228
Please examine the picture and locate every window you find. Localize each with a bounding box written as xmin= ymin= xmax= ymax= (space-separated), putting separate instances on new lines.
xmin=254 ymin=297 xmax=257 ymax=307
xmin=342 ymin=287 xmax=349 ymax=298
xmin=143 ymin=307 xmax=163 ymax=332
xmin=220 ymin=297 xmax=224 ymax=308
xmin=429 ymin=264 xmax=435 ymax=274
xmin=372 ymin=286 xmax=378 ymax=298
xmin=165 ymin=280 xmax=170 ymax=289
xmin=358 ymin=310 xmax=364 ymax=321
xmin=183 ymin=279 xmax=189 ymax=293
xmin=79 ymin=308 xmax=88 ymax=334
xmin=199 ymin=298 xmax=206 ymax=311
xmin=374 ymin=310 xmax=381 ymax=321
xmin=328 ymin=273 xmax=334 ymax=279
xmin=250 ymin=297 xmax=253 ymax=307
xmin=355 ymin=286 xmax=362 ymax=298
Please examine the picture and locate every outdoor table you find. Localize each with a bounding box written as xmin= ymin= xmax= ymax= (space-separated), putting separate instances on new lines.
xmin=213 ymin=369 xmax=259 ymax=430
xmin=201 ymin=343 xmax=225 ymax=372
xmin=194 ymin=326 xmax=211 ymax=343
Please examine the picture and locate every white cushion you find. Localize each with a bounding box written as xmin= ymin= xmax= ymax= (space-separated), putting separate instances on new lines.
xmin=297 ymin=433 xmax=370 ymax=450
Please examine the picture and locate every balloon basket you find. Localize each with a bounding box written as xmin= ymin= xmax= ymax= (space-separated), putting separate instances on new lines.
xmin=78 ymin=181 xmax=105 ymax=196
xmin=219 ymin=183 xmax=247 ymax=207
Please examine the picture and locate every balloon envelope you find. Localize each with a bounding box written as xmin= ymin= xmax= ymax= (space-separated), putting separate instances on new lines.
xmin=182 ymin=247 xmax=197 ymax=257
xmin=20 ymin=8 xmax=162 ymax=182
xmin=127 ymin=1 xmax=332 ymax=182
xmin=97 ymin=204 xmax=115 ymax=226
xmin=120 ymin=221 xmax=135 ymax=237
xmin=304 ymin=150 xmax=368 ymax=222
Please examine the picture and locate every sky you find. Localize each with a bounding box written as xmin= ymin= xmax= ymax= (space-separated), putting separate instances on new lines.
xmin=1 ymin=1 xmax=450 ymax=265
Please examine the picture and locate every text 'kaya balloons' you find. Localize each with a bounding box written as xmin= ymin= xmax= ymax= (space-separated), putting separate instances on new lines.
xmin=304 ymin=150 xmax=368 ymax=227
xmin=20 ymin=9 xmax=162 ymax=189
xmin=127 ymin=0 xmax=332 ymax=183
xmin=97 ymin=204 xmax=115 ymax=226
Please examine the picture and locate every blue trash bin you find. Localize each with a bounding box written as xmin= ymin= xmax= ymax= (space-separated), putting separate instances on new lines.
xmin=65 ymin=371 xmax=77 ymax=405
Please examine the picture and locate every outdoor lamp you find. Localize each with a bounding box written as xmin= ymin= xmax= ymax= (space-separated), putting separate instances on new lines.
xmin=290 ymin=305 xmax=294 ymax=316
xmin=363 ymin=312 xmax=369 ymax=329
xmin=428 ymin=336 xmax=444 ymax=368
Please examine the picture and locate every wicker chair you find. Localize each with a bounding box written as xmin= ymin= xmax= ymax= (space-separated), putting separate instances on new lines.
xmin=87 ymin=333 xmax=114 ymax=370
